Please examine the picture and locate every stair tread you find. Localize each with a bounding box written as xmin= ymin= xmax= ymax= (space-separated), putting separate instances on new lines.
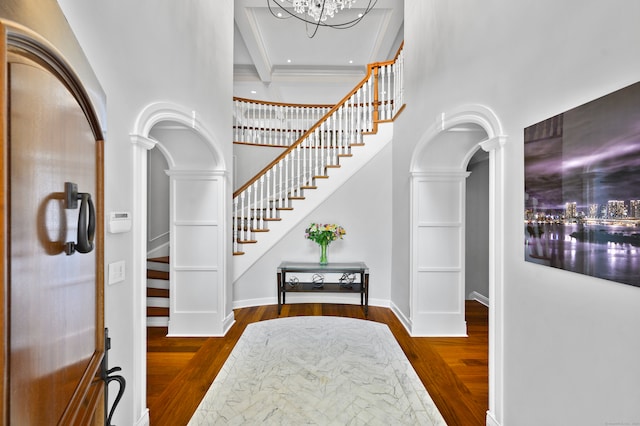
xmin=147 ymin=288 xmax=169 ymax=298
xmin=147 ymin=306 xmax=169 ymax=317
xmin=147 ymin=269 xmax=169 ymax=280
xmin=148 ymin=256 xmax=169 ymax=264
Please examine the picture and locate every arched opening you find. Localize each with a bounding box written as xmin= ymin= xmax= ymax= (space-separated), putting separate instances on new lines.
xmin=130 ymin=102 xmax=233 ymax=417
xmin=409 ymin=105 xmax=506 ymax=425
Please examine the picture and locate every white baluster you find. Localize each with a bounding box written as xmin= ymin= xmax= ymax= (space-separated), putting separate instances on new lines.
xmin=236 ymin=100 xmax=241 ymax=142
xmin=386 ymin=64 xmax=392 ymax=119
xmin=240 ymin=191 xmax=251 ymax=241
xmin=240 ymin=191 xmax=246 ymax=242
xmin=356 ymin=88 xmax=362 ymax=143
xmin=368 ymin=75 xmax=373 ymax=130
xmin=399 ymin=50 xmax=405 ymax=112
xmin=338 ymin=104 xmax=344 ymax=155
xmin=315 ymin=127 xmax=321 ymax=177
xmin=295 ymin=107 xmax=301 ymax=140
xmin=277 ymin=105 xmax=282 ymax=146
xmin=331 ymin=112 xmax=337 ymax=166
xmin=259 ymin=175 xmax=264 ymax=229
xmin=320 ymin=120 xmax=327 ymax=173
xmin=271 ymin=165 xmax=277 ymax=216
xmin=297 ymin=143 xmax=303 ymax=197
xmin=381 ymin=66 xmax=387 ymax=120
xmin=268 ymin=104 xmax=273 ymax=146
xmin=278 ymin=160 xmax=284 ymax=209
xmin=245 ymin=185 xmax=252 ymax=234
xmin=349 ymin=95 xmax=355 ymax=147
xmin=233 ymin=197 xmax=238 ymax=252
xmin=259 ymin=103 xmax=264 ymax=145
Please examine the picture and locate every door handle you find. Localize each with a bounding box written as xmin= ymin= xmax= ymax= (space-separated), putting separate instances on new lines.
xmin=64 ymin=182 xmax=96 ymax=255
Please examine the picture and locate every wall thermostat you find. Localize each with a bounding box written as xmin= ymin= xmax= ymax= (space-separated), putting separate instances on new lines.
xmin=108 ymin=211 xmax=132 ymax=233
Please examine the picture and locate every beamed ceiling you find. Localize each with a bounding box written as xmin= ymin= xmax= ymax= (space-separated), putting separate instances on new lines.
xmin=234 ymin=0 xmax=404 ymax=104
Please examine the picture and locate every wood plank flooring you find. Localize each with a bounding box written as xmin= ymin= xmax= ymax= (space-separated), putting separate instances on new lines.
xmin=147 ymin=301 xmax=488 ymax=426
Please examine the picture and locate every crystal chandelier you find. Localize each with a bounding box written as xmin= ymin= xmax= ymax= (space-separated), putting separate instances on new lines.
xmin=267 ymin=0 xmax=377 ymax=38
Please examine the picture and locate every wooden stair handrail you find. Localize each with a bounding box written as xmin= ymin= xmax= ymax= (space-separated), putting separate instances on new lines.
xmin=233 ymin=97 xmax=334 ymax=109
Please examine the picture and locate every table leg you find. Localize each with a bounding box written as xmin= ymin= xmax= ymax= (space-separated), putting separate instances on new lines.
xmin=364 ymin=272 xmax=369 ymax=317
xmin=277 ymin=271 xmax=282 ymax=314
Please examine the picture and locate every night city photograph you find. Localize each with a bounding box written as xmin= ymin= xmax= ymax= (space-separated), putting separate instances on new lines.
xmin=525 ymin=81 xmax=640 ymax=287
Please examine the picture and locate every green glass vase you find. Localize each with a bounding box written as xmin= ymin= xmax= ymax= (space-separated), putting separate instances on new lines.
xmin=319 ymin=241 xmax=328 ymax=265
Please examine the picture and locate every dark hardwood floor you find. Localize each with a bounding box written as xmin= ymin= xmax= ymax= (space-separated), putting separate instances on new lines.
xmin=147 ymin=301 xmax=488 ymax=426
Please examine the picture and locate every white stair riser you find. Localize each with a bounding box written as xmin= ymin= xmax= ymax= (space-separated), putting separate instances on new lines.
xmin=147 ymin=317 xmax=169 ymax=327
xmin=147 ymin=278 xmax=169 ymax=290
xmin=146 ymin=261 xmax=169 ymax=272
xmin=147 ymin=297 xmax=169 ymax=308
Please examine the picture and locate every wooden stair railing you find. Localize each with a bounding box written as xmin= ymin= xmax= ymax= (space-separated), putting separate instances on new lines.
xmin=233 ymin=44 xmax=404 ymax=256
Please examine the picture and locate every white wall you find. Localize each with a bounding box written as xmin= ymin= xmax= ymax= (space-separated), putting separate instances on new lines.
xmin=399 ymin=0 xmax=640 ymax=424
xmin=466 ymin=155 xmax=489 ymax=300
xmin=233 ymin=144 xmax=286 ymax=191
xmin=57 ymin=1 xmax=233 ymax=424
xmin=147 ymin=148 xmax=169 ymax=256
xmin=234 ymin=142 xmax=393 ymax=309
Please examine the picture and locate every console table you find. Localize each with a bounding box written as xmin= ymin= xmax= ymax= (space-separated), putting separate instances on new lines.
xmin=277 ymin=261 xmax=369 ymax=316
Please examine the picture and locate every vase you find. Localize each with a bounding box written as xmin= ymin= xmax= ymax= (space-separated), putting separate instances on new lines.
xmin=319 ymin=241 xmax=328 ymax=265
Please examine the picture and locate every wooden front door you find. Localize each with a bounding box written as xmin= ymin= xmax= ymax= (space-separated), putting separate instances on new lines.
xmin=1 ymin=26 xmax=105 ymax=425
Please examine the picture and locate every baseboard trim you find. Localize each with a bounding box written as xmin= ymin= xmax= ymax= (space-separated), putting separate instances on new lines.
xmin=486 ymin=410 xmax=501 ymax=426
xmin=135 ymin=408 xmax=150 ymax=426
xmin=222 ymin=311 xmax=235 ymax=335
xmin=468 ymin=291 xmax=489 ymax=307
xmin=389 ymin=300 xmax=412 ymax=335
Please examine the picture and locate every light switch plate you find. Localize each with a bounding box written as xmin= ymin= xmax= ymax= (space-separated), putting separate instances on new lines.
xmin=108 ymin=260 xmax=125 ymax=285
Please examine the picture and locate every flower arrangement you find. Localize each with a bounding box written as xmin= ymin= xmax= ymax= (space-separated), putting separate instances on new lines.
xmin=304 ymin=223 xmax=346 ymax=245
xmin=305 ymin=223 xmax=346 ymax=264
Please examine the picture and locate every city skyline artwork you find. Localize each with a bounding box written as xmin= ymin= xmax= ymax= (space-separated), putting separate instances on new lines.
xmin=524 ymin=81 xmax=640 ymax=288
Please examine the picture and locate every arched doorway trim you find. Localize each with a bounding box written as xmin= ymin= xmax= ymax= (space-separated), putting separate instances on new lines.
xmin=409 ymin=104 xmax=506 ymax=426
xmin=410 ymin=104 xmax=504 ymax=173
xmin=129 ymin=102 xmax=232 ymax=421
xmin=132 ymin=101 xmax=227 ymax=172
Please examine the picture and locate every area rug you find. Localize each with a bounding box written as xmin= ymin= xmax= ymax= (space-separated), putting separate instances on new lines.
xmin=188 ymin=316 xmax=447 ymax=425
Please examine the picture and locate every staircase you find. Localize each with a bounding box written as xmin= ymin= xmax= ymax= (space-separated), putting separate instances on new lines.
xmin=232 ymin=45 xmax=404 ymax=280
xmin=147 ymin=257 xmax=170 ymax=327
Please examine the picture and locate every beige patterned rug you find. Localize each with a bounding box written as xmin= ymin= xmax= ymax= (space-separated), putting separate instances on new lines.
xmin=188 ymin=316 xmax=446 ymax=425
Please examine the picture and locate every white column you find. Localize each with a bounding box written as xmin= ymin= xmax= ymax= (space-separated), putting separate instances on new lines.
xmin=129 ymin=133 xmax=156 ymax=425
xmin=480 ymin=136 xmax=506 ymax=426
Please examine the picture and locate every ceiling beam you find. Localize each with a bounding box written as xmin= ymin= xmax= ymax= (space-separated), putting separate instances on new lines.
xmin=235 ymin=5 xmax=272 ymax=84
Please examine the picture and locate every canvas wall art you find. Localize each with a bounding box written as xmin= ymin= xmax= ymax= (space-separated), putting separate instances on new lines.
xmin=524 ymin=81 xmax=640 ymax=287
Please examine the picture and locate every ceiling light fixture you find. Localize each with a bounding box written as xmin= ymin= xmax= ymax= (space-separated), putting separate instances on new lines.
xmin=267 ymin=0 xmax=377 ymax=38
